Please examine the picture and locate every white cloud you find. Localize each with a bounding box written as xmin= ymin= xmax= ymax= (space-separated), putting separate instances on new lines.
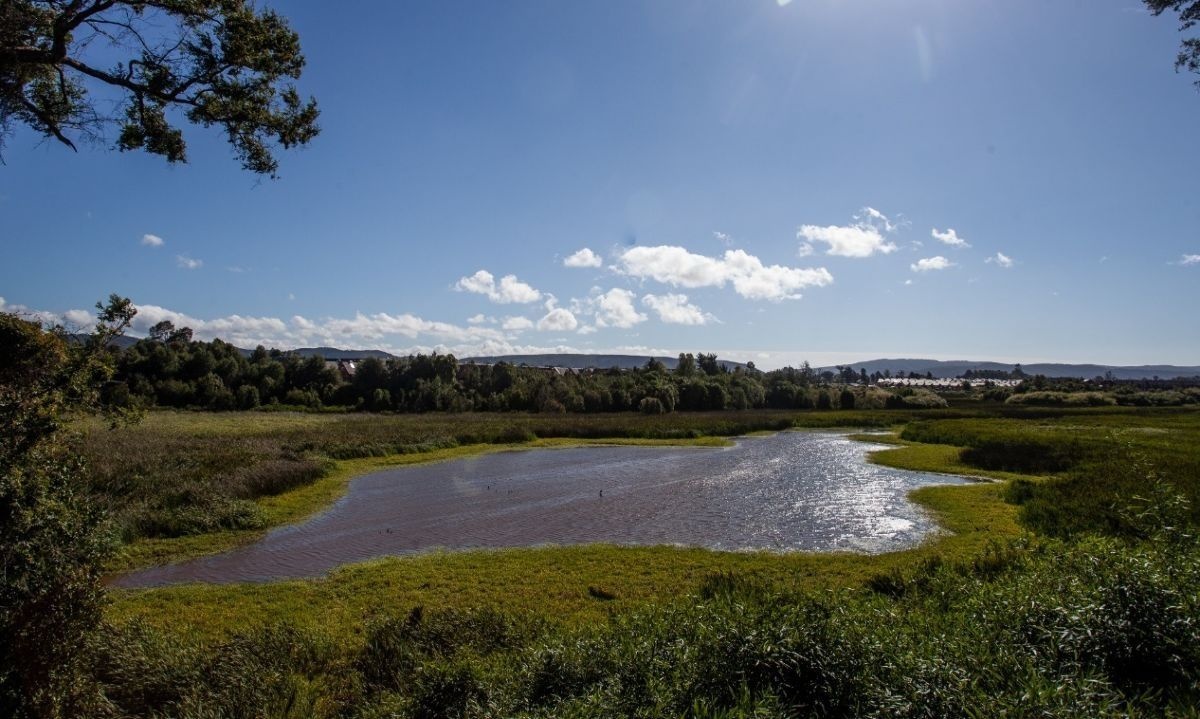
xmin=292 ymin=315 xmax=317 ymax=332
xmin=931 ymin=228 xmax=970 ymax=248
xmin=642 ymin=293 xmax=712 ymax=325
xmin=454 ymin=270 xmax=542 ymax=304
xmin=714 ymin=231 xmax=733 ymax=247
xmin=797 ymin=243 xmax=815 ymax=257
xmin=858 ymin=206 xmax=898 ymax=232
xmin=797 ymin=207 xmax=900 ymax=258
xmin=2 ymin=296 xmax=679 ymax=359
xmin=467 ymin=313 xmax=491 ymax=325
xmin=64 ymin=308 xmax=95 ymax=326
xmin=1177 ymin=254 xmax=1200 ymax=266
xmin=593 ymin=288 xmax=647 ymax=328
xmin=141 ymin=233 xmax=164 ymax=247
xmin=911 ymin=256 xmax=954 ymax=272
xmin=502 ymin=316 xmax=534 ymax=331
xmin=0 ymin=297 xmax=95 ymax=328
xmin=613 ymin=246 xmax=832 ymax=302
xmin=723 ymin=250 xmax=834 ymax=301
xmin=563 ymin=248 xmax=603 ymax=268
xmin=176 ymin=255 xmax=202 ymax=270
xmin=986 ymin=252 xmax=1014 ymax=269
xmin=537 ymin=308 xmax=579 ymax=332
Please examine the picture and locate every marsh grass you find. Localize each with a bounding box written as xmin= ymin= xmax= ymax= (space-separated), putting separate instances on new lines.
xmin=96 ymin=531 xmax=1200 ymax=718
xmin=897 ymin=410 xmax=1200 ymax=537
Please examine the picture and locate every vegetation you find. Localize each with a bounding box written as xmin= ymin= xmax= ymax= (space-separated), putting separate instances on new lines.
xmin=97 ymin=530 xmax=1200 ymax=718
xmin=1147 ymin=1 xmax=1200 ymax=90
xmin=7 ymin=312 xmax=1200 ymax=716
xmin=0 ymin=0 xmax=319 ymax=175
xmin=101 ymin=333 xmax=962 ymax=414
xmin=0 ymin=297 xmax=135 ymax=717
xmin=91 ymin=402 xmax=1200 ymax=717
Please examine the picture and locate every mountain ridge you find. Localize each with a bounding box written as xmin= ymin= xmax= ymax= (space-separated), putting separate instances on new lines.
xmin=81 ymin=336 xmax=1199 ymax=379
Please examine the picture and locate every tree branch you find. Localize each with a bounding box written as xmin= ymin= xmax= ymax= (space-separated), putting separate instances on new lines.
xmin=16 ymin=95 xmax=77 ymax=151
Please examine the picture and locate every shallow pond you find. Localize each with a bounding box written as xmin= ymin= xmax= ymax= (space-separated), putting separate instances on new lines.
xmin=116 ymin=432 xmax=968 ymax=587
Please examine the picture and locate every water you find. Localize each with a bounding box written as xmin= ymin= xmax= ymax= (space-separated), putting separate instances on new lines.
xmin=115 ymin=432 xmax=968 ymax=587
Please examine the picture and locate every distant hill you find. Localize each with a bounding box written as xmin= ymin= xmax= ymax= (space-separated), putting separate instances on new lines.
xmin=287 ymin=347 xmax=396 ymax=360
xmin=816 ymin=358 xmax=1200 ymax=381
xmin=78 ymin=336 xmax=1197 ymax=379
xmin=462 ymin=353 xmax=749 ymax=371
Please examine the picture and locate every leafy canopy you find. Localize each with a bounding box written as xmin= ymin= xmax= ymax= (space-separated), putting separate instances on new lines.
xmin=1146 ymin=0 xmax=1200 ymax=86
xmin=0 ymin=1 xmax=318 ymax=176
xmin=0 ymin=295 xmax=137 ymax=717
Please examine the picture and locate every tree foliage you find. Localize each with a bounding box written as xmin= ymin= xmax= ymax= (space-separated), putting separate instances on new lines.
xmin=0 ymin=295 xmax=135 ymax=717
xmin=0 ymin=0 xmax=318 ymax=175
xmin=1146 ymin=0 xmax=1200 ymax=87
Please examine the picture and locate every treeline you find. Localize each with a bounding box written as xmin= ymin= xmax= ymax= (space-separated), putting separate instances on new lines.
xmin=998 ymin=375 xmax=1200 ymax=408
xmin=103 ymin=324 xmax=950 ymax=413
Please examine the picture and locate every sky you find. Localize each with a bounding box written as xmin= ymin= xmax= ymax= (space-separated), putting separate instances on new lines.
xmin=2 ymin=0 xmax=1199 ymax=370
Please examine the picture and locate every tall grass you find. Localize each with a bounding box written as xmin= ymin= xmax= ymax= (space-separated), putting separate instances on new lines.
xmin=900 ymin=410 xmax=1200 ymax=537
xmin=93 ymin=529 xmax=1200 ymax=718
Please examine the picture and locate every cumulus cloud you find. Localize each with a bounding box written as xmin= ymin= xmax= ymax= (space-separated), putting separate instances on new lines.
xmin=986 ymin=252 xmax=1014 ymax=269
xmin=0 ymin=297 xmax=640 ymax=359
xmin=537 ymin=307 xmax=579 ymax=332
xmin=592 ymin=288 xmax=647 ymax=328
xmin=642 ymin=293 xmax=712 ymax=325
xmin=613 ymin=246 xmax=832 ymax=302
xmin=141 ymin=233 xmax=164 ymax=247
xmin=454 ymin=270 xmax=542 ymax=303
xmin=911 ymin=256 xmax=954 ymax=272
xmin=501 ymin=316 xmax=534 ymax=331
xmin=64 ymin=308 xmax=95 ymax=326
xmin=931 ymin=228 xmax=970 ymax=248
xmin=1177 ymin=254 xmax=1200 ymax=266
xmin=176 ymin=255 xmax=203 ymax=270
xmin=797 ymin=207 xmax=900 ymax=258
xmin=0 ymin=297 xmax=92 ymax=327
xmin=467 ymin=313 xmax=492 ymax=325
xmin=563 ymin=248 xmax=602 ymax=268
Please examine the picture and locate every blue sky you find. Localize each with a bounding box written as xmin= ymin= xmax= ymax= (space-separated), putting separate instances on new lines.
xmin=2 ymin=0 xmax=1198 ymax=368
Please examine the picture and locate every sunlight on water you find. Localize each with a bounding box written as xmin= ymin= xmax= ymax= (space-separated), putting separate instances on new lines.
xmin=117 ymin=432 xmax=967 ymax=587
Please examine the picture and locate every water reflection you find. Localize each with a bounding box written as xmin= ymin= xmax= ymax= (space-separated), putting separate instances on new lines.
xmin=116 ymin=432 xmax=967 ymax=587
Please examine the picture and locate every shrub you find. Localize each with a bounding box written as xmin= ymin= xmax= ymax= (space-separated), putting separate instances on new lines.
xmin=639 ymin=397 xmax=665 ymax=415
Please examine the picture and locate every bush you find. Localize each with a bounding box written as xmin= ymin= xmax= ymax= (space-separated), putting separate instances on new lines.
xmin=639 ymin=397 xmax=665 ymax=415
xmin=1006 ymin=391 xmax=1116 ymax=407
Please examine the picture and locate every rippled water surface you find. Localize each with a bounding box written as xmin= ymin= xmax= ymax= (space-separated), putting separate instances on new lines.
xmin=117 ymin=432 xmax=967 ymax=587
